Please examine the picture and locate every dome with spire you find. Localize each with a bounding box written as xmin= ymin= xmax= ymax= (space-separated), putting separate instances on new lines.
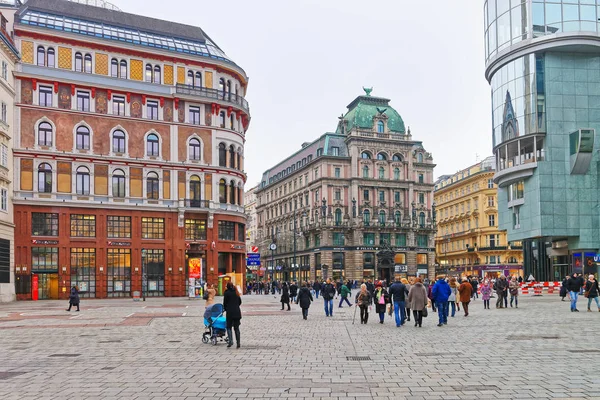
xmin=336 ymin=88 xmax=406 ymax=134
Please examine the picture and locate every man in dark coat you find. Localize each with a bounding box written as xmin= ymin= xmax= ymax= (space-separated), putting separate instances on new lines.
xmin=495 ymin=275 xmax=509 ymax=309
xmin=322 ymin=279 xmax=336 ymax=317
xmin=366 ymin=279 xmax=375 ymax=295
xmin=223 ymin=282 xmax=242 ymax=348
xmin=470 ymin=278 xmax=479 ymax=300
xmin=66 ymin=286 xmax=80 ymax=312
xmin=567 ymin=273 xmax=583 ymax=312
xmin=388 ymin=278 xmax=408 ymax=327
xmin=313 ymin=281 xmax=322 ymax=299
xmin=280 ymin=283 xmax=291 ymax=311
xmin=289 ymin=282 xmax=298 ymax=302
xmin=296 ymin=283 xmax=314 ymax=320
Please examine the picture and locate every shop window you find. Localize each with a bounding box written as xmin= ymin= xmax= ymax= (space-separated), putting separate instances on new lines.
xmin=141 ymin=217 xmax=164 ymax=239
xmin=218 ymin=221 xmax=235 ymax=241
xmin=185 ymin=219 xmax=207 ymax=240
xmin=416 ymin=253 xmax=428 ymax=265
xmin=70 ymin=214 xmax=95 ymax=237
xmin=32 ymin=212 xmax=58 ymax=236
xmin=237 ymin=223 xmax=245 ymax=242
xmin=70 ymin=248 xmax=96 ymax=298
xmin=107 ymin=216 xmax=131 ymax=238
xmin=107 ymin=248 xmax=131 ymax=297
xmin=31 ymin=247 xmax=58 ymax=271
xmin=142 ymin=249 xmax=165 ymax=296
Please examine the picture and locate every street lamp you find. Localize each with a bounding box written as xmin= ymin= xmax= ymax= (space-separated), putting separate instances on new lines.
xmin=293 ymin=209 xmax=307 ymax=283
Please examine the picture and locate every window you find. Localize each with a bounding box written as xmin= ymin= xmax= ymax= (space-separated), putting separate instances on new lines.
xmin=378 ymin=167 xmax=385 ymax=179
xmin=70 ymin=214 xmax=96 ymax=237
xmin=39 ymin=86 xmax=52 ymax=107
xmin=1 ymin=144 xmax=7 ymax=167
xmin=363 ymin=209 xmax=371 ymax=225
xmin=153 ymin=65 xmax=161 ymax=84
xmin=189 ymin=106 xmax=200 ymax=124
xmin=37 ymin=46 xmax=45 ymax=66
xmin=112 ymin=169 xmax=126 ymax=198
xmin=363 ymin=189 xmax=369 ymax=201
xmin=416 ymin=253 xmax=428 ymax=265
xmin=218 ymin=143 xmax=226 ymax=167
xmin=334 ymin=208 xmax=342 ymax=225
xmin=146 ymin=133 xmax=159 ymax=157
xmin=141 ymin=217 xmax=165 ymax=239
xmin=417 ymin=234 xmax=428 ymax=247
xmin=145 ymin=64 xmax=152 ymax=82
xmin=74 ymin=52 xmax=83 ymax=72
xmin=417 ymin=153 xmax=423 ymax=163
xmin=185 ymin=219 xmax=207 ymax=240
xmin=334 ymin=189 xmax=341 ymax=201
xmin=419 ymin=212 xmax=426 ymax=228
xmin=377 ymin=153 xmax=387 ymax=161
xmin=488 ymin=214 xmax=495 ymax=227
xmin=394 ymin=211 xmax=401 ymax=225
xmin=361 ymin=151 xmax=371 ymax=159
xmin=392 ymin=154 xmax=402 ymax=161
xmin=314 ymin=234 xmax=320 ymax=247
xmin=74 ymin=126 xmax=90 ymax=150
xmin=379 ymin=210 xmax=386 ymax=225
xmin=333 ymin=232 xmax=345 ymax=246
xmin=31 ymin=247 xmax=58 ymax=271
xmin=219 ymin=111 xmax=226 ymax=128
xmin=316 ymin=148 xmax=323 ymax=157
xmin=84 ymin=54 xmax=92 ymax=73
xmin=32 ymin=213 xmax=58 ymax=236
xmin=395 ymin=233 xmax=407 ymax=247
xmin=488 ymin=179 xmax=494 ymax=189
xmin=195 ymin=71 xmax=202 ymax=87
xmin=146 ymin=172 xmax=159 ymax=199
xmin=75 ymin=166 xmax=90 ymax=195
xmin=418 ymin=173 xmax=424 ymax=184
xmin=219 ymin=179 xmax=226 ymax=203
xmin=1 ymin=102 xmax=5 ymax=123
xmin=487 ymin=234 xmax=498 ymax=247
xmin=120 ymin=60 xmax=127 ymax=78
xmin=229 ymin=181 xmax=235 ymax=204
xmin=377 ymin=233 xmax=389 ymax=245
xmin=187 ymin=70 xmax=194 ymax=86
xmin=332 ymin=252 xmax=345 ymax=270
xmin=189 ymin=138 xmax=201 ymax=160
xmin=394 ymin=168 xmax=400 ymax=180
xmin=362 ymin=165 xmax=369 ymax=178
xmin=0 ymin=188 xmax=6 ymax=211
xmin=1 ymin=61 xmax=5 ymax=80
xmin=37 ymin=163 xmax=52 ymax=192
xmin=513 ymin=206 xmax=521 ymax=229
xmin=111 ymin=58 xmax=118 ymax=77
xmin=377 ymin=120 xmax=384 ymax=133
xmin=229 ymin=145 xmax=236 ymax=168
xmin=331 ymin=146 xmax=339 ymax=156
xmin=70 ymin=248 xmax=96 ymax=297
xmin=76 ymin=91 xmax=90 ymax=111
xmin=488 ymin=196 xmax=495 ymax=207
xmin=334 ymin=167 xmax=340 ymax=178
xmin=112 ymin=130 xmax=126 ymax=153
xmin=147 ymin=100 xmax=158 ymax=120
xmin=394 ymin=191 xmax=401 ymax=204
xmin=218 ymin=221 xmax=235 ymax=241
xmin=363 ymin=232 xmax=375 ymax=245
xmin=508 ymin=181 xmax=525 ymax=202
xmin=112 ymin=95 xmax=125 ymax=116
xmin=107 ymin=216 xmax=131 ymax=238
xmin=379 ymin=190 xmax=385 ymax=203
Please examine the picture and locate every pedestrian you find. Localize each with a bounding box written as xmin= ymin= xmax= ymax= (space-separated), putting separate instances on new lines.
xmin=66 ymin=285 xmax=80 ymax=312
xmin=495 ymin=275 xmax=508 ymax=309
xmin=585 ymin=274 xmax=600 ymax=312
xmin=296 ymin=283 xmax=313 ymax=320
xmin=223 ymin=282 xmax=242 ymax=349
xmin=280 ymin=282 xmax=291 ymax=311
xmin=289 ymin=281 xmax=298 ymax=303
xmin=447 ymin=277 xmax=458 ymax=318
xmin=366 ymin=279 xmax=375 ymax=296
xmin=408 ymin=278 xmax=428 ymax=328
xmin=355 ymin=283 xmax=372 ymax=324
xmin=567 ymin=273 xmax=583 ymax=312
xmin=427 ymin=282 xmax=437 ymax=312
xmin=389 ymin=278 xmax=409 ymax=327
xmin=402 ymin=278 xmax=412 ymax=322
xmin=481 ymin=280 xmax=492 ymax=309
xmin=313 ymin=280 xmax=322 ymax=299
xmin=458 ymin=277 xmax=473 ymax=317
xmin=432 ymin=275 xmax=451 ymax=327
xmin=322 ymin=278 xmax=336 ymax=317
xmin=560 ymin=275 xmax=569 ymax=301
xmin=205 ymin=283 xmax=217 ymax=306
xmin=373 ymin=282 xmax=390 ymax=324
xmin=338 ymin=283 xmax=352 ymax=308
xmin=509 ymin=277 xmax=520 ymax=308
xmin=470 ymin=277 xmax=479 ymax=300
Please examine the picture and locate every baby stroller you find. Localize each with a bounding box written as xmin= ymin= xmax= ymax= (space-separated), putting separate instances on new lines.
xmin=202 ymin=304 xmax=229 ymax=345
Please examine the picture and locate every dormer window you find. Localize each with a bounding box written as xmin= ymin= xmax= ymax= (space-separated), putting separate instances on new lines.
xmin=331 ymin=147 xmax=339 ymax=156
xmin=377 ymin=120 xmax=384 ymax=133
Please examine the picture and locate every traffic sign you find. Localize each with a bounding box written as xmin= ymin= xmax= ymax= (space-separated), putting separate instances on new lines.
xmin=247 ymin=253 xmax=260 ymax=259
xmin=250 ymin=246 xmax=259 ymax=253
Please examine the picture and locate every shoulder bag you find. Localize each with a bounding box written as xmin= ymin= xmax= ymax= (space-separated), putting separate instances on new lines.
xmin=422 ymin=306 xmax=428 ymax=318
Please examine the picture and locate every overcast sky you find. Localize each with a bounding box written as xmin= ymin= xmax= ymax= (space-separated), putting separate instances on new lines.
xmin=113 ymin=0 xmax=491 ymax=186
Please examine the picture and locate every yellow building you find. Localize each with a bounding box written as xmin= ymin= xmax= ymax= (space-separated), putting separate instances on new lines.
xmin=434 ymin=156 xmax=523 ymax=279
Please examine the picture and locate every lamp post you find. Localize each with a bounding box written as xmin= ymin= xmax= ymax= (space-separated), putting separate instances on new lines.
xmin=293 ymin=209 xmax=307 ymax=283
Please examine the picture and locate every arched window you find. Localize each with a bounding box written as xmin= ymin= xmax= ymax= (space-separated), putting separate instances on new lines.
xmin=145 ymin=64 xmax=153 ymax=82
xmin=219 ymin=78 xmax=226 ymax=99
xmin=226 ymin=80 xmax=232 ymax=100
xmin=377 ymin=152 xmax=387 ymax=161
xmin=230 ymin=114 xmax=235 ymax=130
xmin=153 ymin=65 xmax=161 ymax=84
xmin=189 ymin=175 xmax=201 ymax=204
xmin=112 ymin=130 xmax=126 ymax=154
xmin=187 ymin=70 xmax=194 ymax=86
xmin=379 ymin=210 xmax=386 ymax=225
xmin=378 ymin=167 xmax=385 ymax=179
xmin=392 ymin=153 xmax=402 ymax=161
xmin=363 ymin=209 xmax=370 ymax=226
xmin=218 ymin=143 xmax=226 ymax=167
xmin=334 ymin=208 xmax=342 ymax=226
xmin=417 ymin=153 xmax=423 ymax=163
xmin=84 ymin=54 xmax=92 ymax=73
xmin=146 ymin=172 xmax=159 ymax=199
xmin=111 ymin=58 xmax=118 ymax=77
xmin=112 ymin=169 xmax=125 ymax=198
xmin=377 ymin=120 xmax=384 ymax=133
xmin=38 ymin=122 xmax=53 ymax=147
xmin=195 ymin=72 xmax=202 ymax=87
xmin=76 ymin=166 xmax=90 ymax=195
xmin=188 ymin=138 xmax=201 ymax=160
xmin=37 ymin=46 xmax=45 ymax=66
xmin=395 ymin=211 xmax=401 ymax=226
xmin=362 ymin=165 xmax=369 ymax=178
xmin=75 ymin=126 xmax=90 ymax=150
xmin=360 ymin=151 xmax=371 ymax=159
xmin=74 ymin=52 xmax=83 ymax=72
xmin=219 ymin=178 xmax=227 ymax=203
xmin=146 ymin=133 xmax=159 ymax=157
xmin=394 ymin=168 xmax=400 ymax=180
xmin=237 ymin=151 xmax=241 ymax=170
xmin=419 ymin=212 xmax=426 ymax=228
xmin=219 ymin=111 xmax=226 ymax=128
xmin=229 ymin=180 xmax=235 ymax=204
xmin=229 ymin=145 xmax=235 ymax=168
xmin=47 ymin=48 xmax=55 ymax=67
xmin=37 ymin=163 xmax=52 ymax=193
xmin=119 ymin=60 xmax=127 ymax=79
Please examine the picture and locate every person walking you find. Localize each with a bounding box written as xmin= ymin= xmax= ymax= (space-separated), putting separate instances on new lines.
xmin=313 ymin=281 xmax=322 ymax=299
xmin=280 ymin=282 xmax=291 ymax=311
xmin=567 ymin=273 xmax=583 ymax=312
xmin=355 ymin=284 xmax=372 ymax=324
xmin=205 ymin=284 xmax=217 ymax=306
xmin=296 ymin=283 xmax=313 ymax=320
xmin=338 ymin=284 xmax=352 ymax=308
xmin=289 ymin=282 xmax=298 ymax=303
xmin=560 ymin=275 xmax=569 ymax=301
xmin=509 ymin=277 xmax=520 ymax=308
xmin=389 ymin=278 xmax=408 ymax=327
xmin=322 ymin=278 xmax=336 ymax=317
xmin=495 ymin=275 xmax=509 ymax=309
xmin=585 ymin=275 xmax=600 ymax=312
xmin=408 ymin=278 xmax=428 ymax=327
xmin=470 ymin=277 xmax=479 ymax=300
xmin=373 ymin=282 xmax=390 ymax=324
xmin=402 ymin=278 xmax=412 ymax=322
xmin=481 ymin=280 xmax=492 ymax=309
xmin=223 ymin=282 xmax=242 ymax=349
xmin=66 ymin=286 xmax=80 ymax=312
xmin=447 ymin=277 xmax=458 ymax=318
xmin=458 ymin=277 xmax=473 ymax=317
xmin=427 ymin=282 xmax=437 ymax=312
xmin=432 ymin=275 xmax=451 ymax=327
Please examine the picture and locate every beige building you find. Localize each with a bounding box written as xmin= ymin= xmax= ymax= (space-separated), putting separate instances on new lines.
xmin=434 ymin=156 xmax=523 ymax=279
xmin=244 ymin=184 xmax=258 ymax=253
xmin=255 ymin=89 xmax=436 ymax=283
xmin=0 ymin=3 xmax=18 ymax=302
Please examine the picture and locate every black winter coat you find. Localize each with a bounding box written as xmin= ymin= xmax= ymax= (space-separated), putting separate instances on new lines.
xmin=69 ymin=287 xmax=80 ymax=305
xmin=567 ymin=277 xmax=582 ymax=292
xmin=313 ymin=282 xmax=322 ymax=291
xmin=388 ymin=282 xmax=408 ymax=303
xmin=289 ymin=284 xmax=298 ymax=297
xmin=297 ymin=287 xmax=313 ymax=309
xmin=281 ymin=286 xmax=290 ymax=303
xmin=223 ymin=288 xmax=242 ymax=320
xmin=322 ymin=283 xmax=336 ymax=300
xmin=585 ymin=280 xmax=599 ymax=298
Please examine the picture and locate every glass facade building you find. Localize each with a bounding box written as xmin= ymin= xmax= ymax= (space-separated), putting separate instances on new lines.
xmin=485 ymin=0 xmax=600 ymax=281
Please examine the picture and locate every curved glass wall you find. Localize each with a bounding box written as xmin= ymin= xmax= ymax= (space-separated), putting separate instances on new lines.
xmin=485 ymin=0 xmax=529 ymax=61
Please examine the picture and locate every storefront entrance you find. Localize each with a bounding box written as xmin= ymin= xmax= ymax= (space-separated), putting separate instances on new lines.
xmin=38 ymin=273 xmax=59 ymax=300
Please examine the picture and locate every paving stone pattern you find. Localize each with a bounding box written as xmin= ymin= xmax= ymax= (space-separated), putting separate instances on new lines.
xmin=0 ymin=294 xmax=599 ymax=399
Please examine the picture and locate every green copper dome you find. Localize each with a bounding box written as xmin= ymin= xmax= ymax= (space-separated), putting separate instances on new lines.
xmin=336 ymin=88 xmax=406 ymax=134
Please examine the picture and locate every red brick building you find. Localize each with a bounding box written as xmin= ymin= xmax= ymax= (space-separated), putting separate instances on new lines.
xmin=12 ymin=0 xmax=249 ymax=299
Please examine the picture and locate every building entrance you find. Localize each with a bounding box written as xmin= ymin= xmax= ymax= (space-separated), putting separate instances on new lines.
xmin=37 ymin=273 xmax=59 ymax=300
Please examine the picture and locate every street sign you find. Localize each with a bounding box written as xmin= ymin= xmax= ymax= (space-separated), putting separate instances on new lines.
xmin=247 ymin=253 xmax=260 ymax=258
xmin=247 ymin=252 xmax=261 ymax=266
xmin=250 ymin=246 xmax=259 ymax=253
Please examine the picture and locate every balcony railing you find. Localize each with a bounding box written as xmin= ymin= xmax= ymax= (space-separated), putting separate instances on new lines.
xmin=175 ymin=84 xmax=249 ymax=113
xmin=478 ymin=246 xmax=508 ymax=251
xmin=184 ymin=199 xmax=211 ymax=209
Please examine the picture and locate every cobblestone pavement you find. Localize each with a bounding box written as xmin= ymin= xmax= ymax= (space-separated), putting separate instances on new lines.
xmin=0 ymin=293 xmax=599 ymax=399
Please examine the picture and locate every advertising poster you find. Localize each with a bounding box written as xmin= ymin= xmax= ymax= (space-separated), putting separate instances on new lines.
xmin=114 ymin=281 xmax=124 ymax=291
xmin=189 ymin=258 xmax=201 ymax=279
xmin=148 ymin=281 xmax=157 ymax=291
xmin=79 ymin=282 xmax=88 ymax=292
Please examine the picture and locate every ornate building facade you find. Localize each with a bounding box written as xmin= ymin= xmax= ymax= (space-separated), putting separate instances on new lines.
xmin=12 ymin=0 xmax=250 ymax=299
xmin=434 ymin=156 xmax=523 ymax=279
xmin=255 ymin=90 xmax=436 ymax=283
